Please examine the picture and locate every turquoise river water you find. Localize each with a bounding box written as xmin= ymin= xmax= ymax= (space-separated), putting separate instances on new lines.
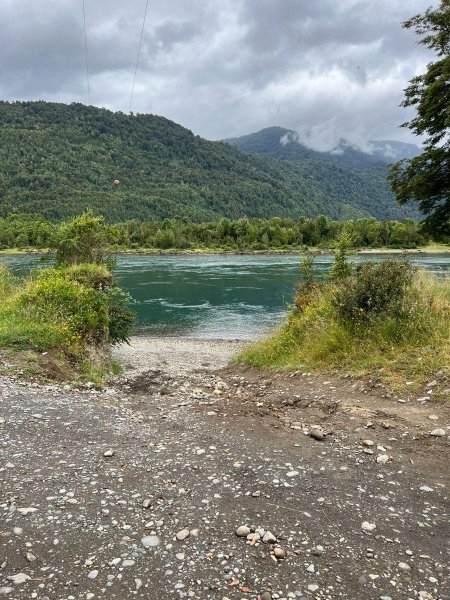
xmin=1 ymin=253 xmax=449 ymax=339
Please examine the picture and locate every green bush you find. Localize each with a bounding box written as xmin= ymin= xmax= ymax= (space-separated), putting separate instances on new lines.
xmin=18 ymin=264 xmax=135 ymax=347
xmin=333 ymin=260 xmax=415 ymax=324
xmin=20 ymin=268 xmax=110 ymax=345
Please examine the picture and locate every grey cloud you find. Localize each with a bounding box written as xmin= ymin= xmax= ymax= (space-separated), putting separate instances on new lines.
xmin=0 ymin=0 xmax=438 ymax=145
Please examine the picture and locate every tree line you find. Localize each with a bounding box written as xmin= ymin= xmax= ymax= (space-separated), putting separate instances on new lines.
xmin=0 ymin=214 xmax=435 ymax=251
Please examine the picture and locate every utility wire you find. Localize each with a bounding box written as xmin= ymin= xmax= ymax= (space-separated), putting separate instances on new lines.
xmin=129 ymin=0 xmax=150 ymax=113
xmin=82 ymin=0 xmax=91 ymax=104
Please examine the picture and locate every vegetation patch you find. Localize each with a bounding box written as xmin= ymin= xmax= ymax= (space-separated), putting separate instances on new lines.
xmin=238 ymin=253 xmax=450 ymax=398
xmin=0 ymin=213 xmax=135 ymax=385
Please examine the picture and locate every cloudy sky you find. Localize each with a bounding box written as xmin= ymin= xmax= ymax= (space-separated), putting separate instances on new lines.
xmin=1 ymin=0 xmax=436 ymax=148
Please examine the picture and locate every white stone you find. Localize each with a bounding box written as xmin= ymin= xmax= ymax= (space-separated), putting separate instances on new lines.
xmin=141 ymin=535 xmax=160 ymax=548
xmin=361 ymin=521 xmax=376 ymax=532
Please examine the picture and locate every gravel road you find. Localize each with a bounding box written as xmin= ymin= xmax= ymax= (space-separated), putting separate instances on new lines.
xmin=1 ymin=337 xmax=449 ymax=600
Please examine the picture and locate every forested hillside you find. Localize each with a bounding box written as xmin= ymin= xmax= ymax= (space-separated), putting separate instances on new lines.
xmin=224 ymin=127 xmax=420 ymax=216
xmin=0 ymin=102 xmax=416 ymax=222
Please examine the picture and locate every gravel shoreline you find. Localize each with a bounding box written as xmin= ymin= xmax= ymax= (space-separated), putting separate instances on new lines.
xmin=114 ymin=336 xmax=247 ymax=377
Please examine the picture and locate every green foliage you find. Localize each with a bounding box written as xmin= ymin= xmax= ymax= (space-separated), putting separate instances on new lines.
xmin=0 ymin=101 xmax=418 ymax=223
xmin=52 ymin=210 xmax=113 ymax=267
xmin=0 ymin=263 xmax=135 ymax=353
xmin=389 ymin=1 xmax=450 ymax=238
xmin=238 ymin=263 xmax=450 ymax=394
xmin=300 ymin=252 xmax=316 ymax=289
xmin=0 ymin=214 xmax=433 ymax=252
xmin=20 ymin=268 xmax=110 ymax=345
xmin=332 ymin=260 xmax=415 ymax=326
xmin=328 ymin=232 xmax=353 ymax=281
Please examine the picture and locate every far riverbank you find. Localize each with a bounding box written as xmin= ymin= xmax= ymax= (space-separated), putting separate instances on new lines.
xmin=1 ymin=244 xmax=449 ymax=256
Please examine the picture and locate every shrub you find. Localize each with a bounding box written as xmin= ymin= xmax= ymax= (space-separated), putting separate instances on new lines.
xmin=51 ymin=210 xmax=114 ymax=267
xmin=332 ymin=260 xmax=415 ymax=325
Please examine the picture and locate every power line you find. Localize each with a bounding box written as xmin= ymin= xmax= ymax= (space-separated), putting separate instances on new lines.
xmin=82 ymin=0 xmax=91 ymax=104
xmin=129 ymin=0 xmax=150 ymax=114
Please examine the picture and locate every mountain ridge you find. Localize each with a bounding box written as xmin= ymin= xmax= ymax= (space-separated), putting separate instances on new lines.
xmin=0 ymin=102 xmax=418 ymax=222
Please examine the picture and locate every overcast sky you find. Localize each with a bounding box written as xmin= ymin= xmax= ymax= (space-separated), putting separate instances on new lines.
xmin=1 ymin=0 xmax=436 ymax=148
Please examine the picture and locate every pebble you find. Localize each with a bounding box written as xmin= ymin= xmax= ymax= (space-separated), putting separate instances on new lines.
xmin=307 ymin=584 xmax=319 ymax=592
xmin=103 ymin=449 xmax=115 ymax=457
xmin=419 ymin=485 xmax=434 ymax=492
xmin=286 ymin=470 xmax=299 ymax=477
xmin=274 ymin=547 xmax=286 ymax=559
xmin=376 ymin=454 xmax=389 ymax=465
xmin=362 ymin=439 xmax=374 ymax=447
xmin=141 ymin=535 xmax=160 ymax=548
xmin=26 ymin=552 xmax=37 ymax=562
xmin=306 ymin=563 xmax=315 ymax=573
xmin=236 ymin=526 xmax=251 ymax=537
xmin=430 ymin=428 xmax=445 ymax=437
xmin=361 ymin=521 xmax=376 ymax=532
xmin=398 ymin=562 xmax=411 ymax=572
xmin=176 ymin=528 xmax=190 ymax=541
xmin=261 ymin=593 xmax=272 ymax=600
xmin=0 ymin=588 xmax=14 ymax=596
xmin=7 ymin=574 xmax=30 ymax=585
xmin=263 ymin=531 xmax=277 ymax=544
xmin=88 ymin=570 xmax=98 ymax=579
xmin=122 ymin=559 xmax=135 ymax=567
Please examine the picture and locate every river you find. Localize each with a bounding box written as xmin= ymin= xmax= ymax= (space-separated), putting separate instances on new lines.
xmin=1 ymin=253 xmax=449 ymax=339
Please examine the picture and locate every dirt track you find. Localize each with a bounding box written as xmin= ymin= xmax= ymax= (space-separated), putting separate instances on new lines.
xmin=0 ymin=337 xmax=449 ymax=599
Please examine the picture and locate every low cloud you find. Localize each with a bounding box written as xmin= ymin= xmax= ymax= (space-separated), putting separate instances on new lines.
xmin=0 ymin=0 xmax=436 ymax=143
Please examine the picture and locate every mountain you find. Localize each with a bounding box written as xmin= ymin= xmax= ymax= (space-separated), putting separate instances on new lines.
xmin=224 ymin=126 xmax=420 ymax=218
xmin=0 ymin=102 xmax=417 ymax=222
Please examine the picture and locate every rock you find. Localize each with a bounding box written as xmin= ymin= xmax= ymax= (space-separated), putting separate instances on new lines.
xmin=0 ymin=588 xmax=14 ymax=595
xmin=307 ymin=584 xmax=319 ymax=592
xmin=8 ymin=573 xmax=30 ymax=585
xmin=88 ymin=570 xmax=98 ymax=579
xmin=235 ymin=526 xmax=251 ymax=537
xmin=376 ymin=454 xmax=389 ymax=465
xmin=362 ymin=439 xmax=374 ymax=447
xmin=398 ymin=562 xmax=411 ymax=572
xmin=17 ymin=508 xmax=37 ymax=515
xmin=419 ymin=485 xmax=434 ymax=492
xmin=274 ymin=547 xmax=286 ymax=559
xmin=141 ymin=535 xmax=160 ymax=548
xmin=309 ymin=429 xmax=325 ymax=441
xmin=26 ymin=553 xmax=36 ymax=562
xmin=122 ymin=559 xmax=135 ymax=567
xmin=261 ymin=593 xmax=272 ymax=600
xmin=262 ymin=531 xmax=277 ymax=544
xmin=176 ymin=528 xmax=190 ymax=541
xmin=361 ymin=521 xmax=376 ymax=532
xmin=103 ymin=449 xmax=115 ymax=457
xmin=13 ymin=527 xmax=23 ymax=535
xmin=286 ymin=470 xmax=299 ymax=477
xmin=306 ymin=563 xmax=315 ymax=573
xmin=311 ymin=545 xmax=324 ymax=556
xmin=175 ymin=553 xmax=185 ymax=560
xmin=142 ymin=498 xmax=151 ymax=508
xmin=430 ymin=428 xmax=445 ymax=437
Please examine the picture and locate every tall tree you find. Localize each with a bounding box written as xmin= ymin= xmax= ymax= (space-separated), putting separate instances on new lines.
xmin=389 ymin=0 xmax=450 ymax=238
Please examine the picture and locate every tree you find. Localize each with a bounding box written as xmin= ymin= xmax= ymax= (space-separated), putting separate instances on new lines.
xmin=389 ymin=1 xmax=450 ymax=238
xmin=52 ymin=210 xmax=114 ymax=267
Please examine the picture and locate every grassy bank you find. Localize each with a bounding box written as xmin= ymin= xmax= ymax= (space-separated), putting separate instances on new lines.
xmin=238 ymin=258 xmax=450 ymax=397
xmin=0 ymin=213 xmax=135 ymax=385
